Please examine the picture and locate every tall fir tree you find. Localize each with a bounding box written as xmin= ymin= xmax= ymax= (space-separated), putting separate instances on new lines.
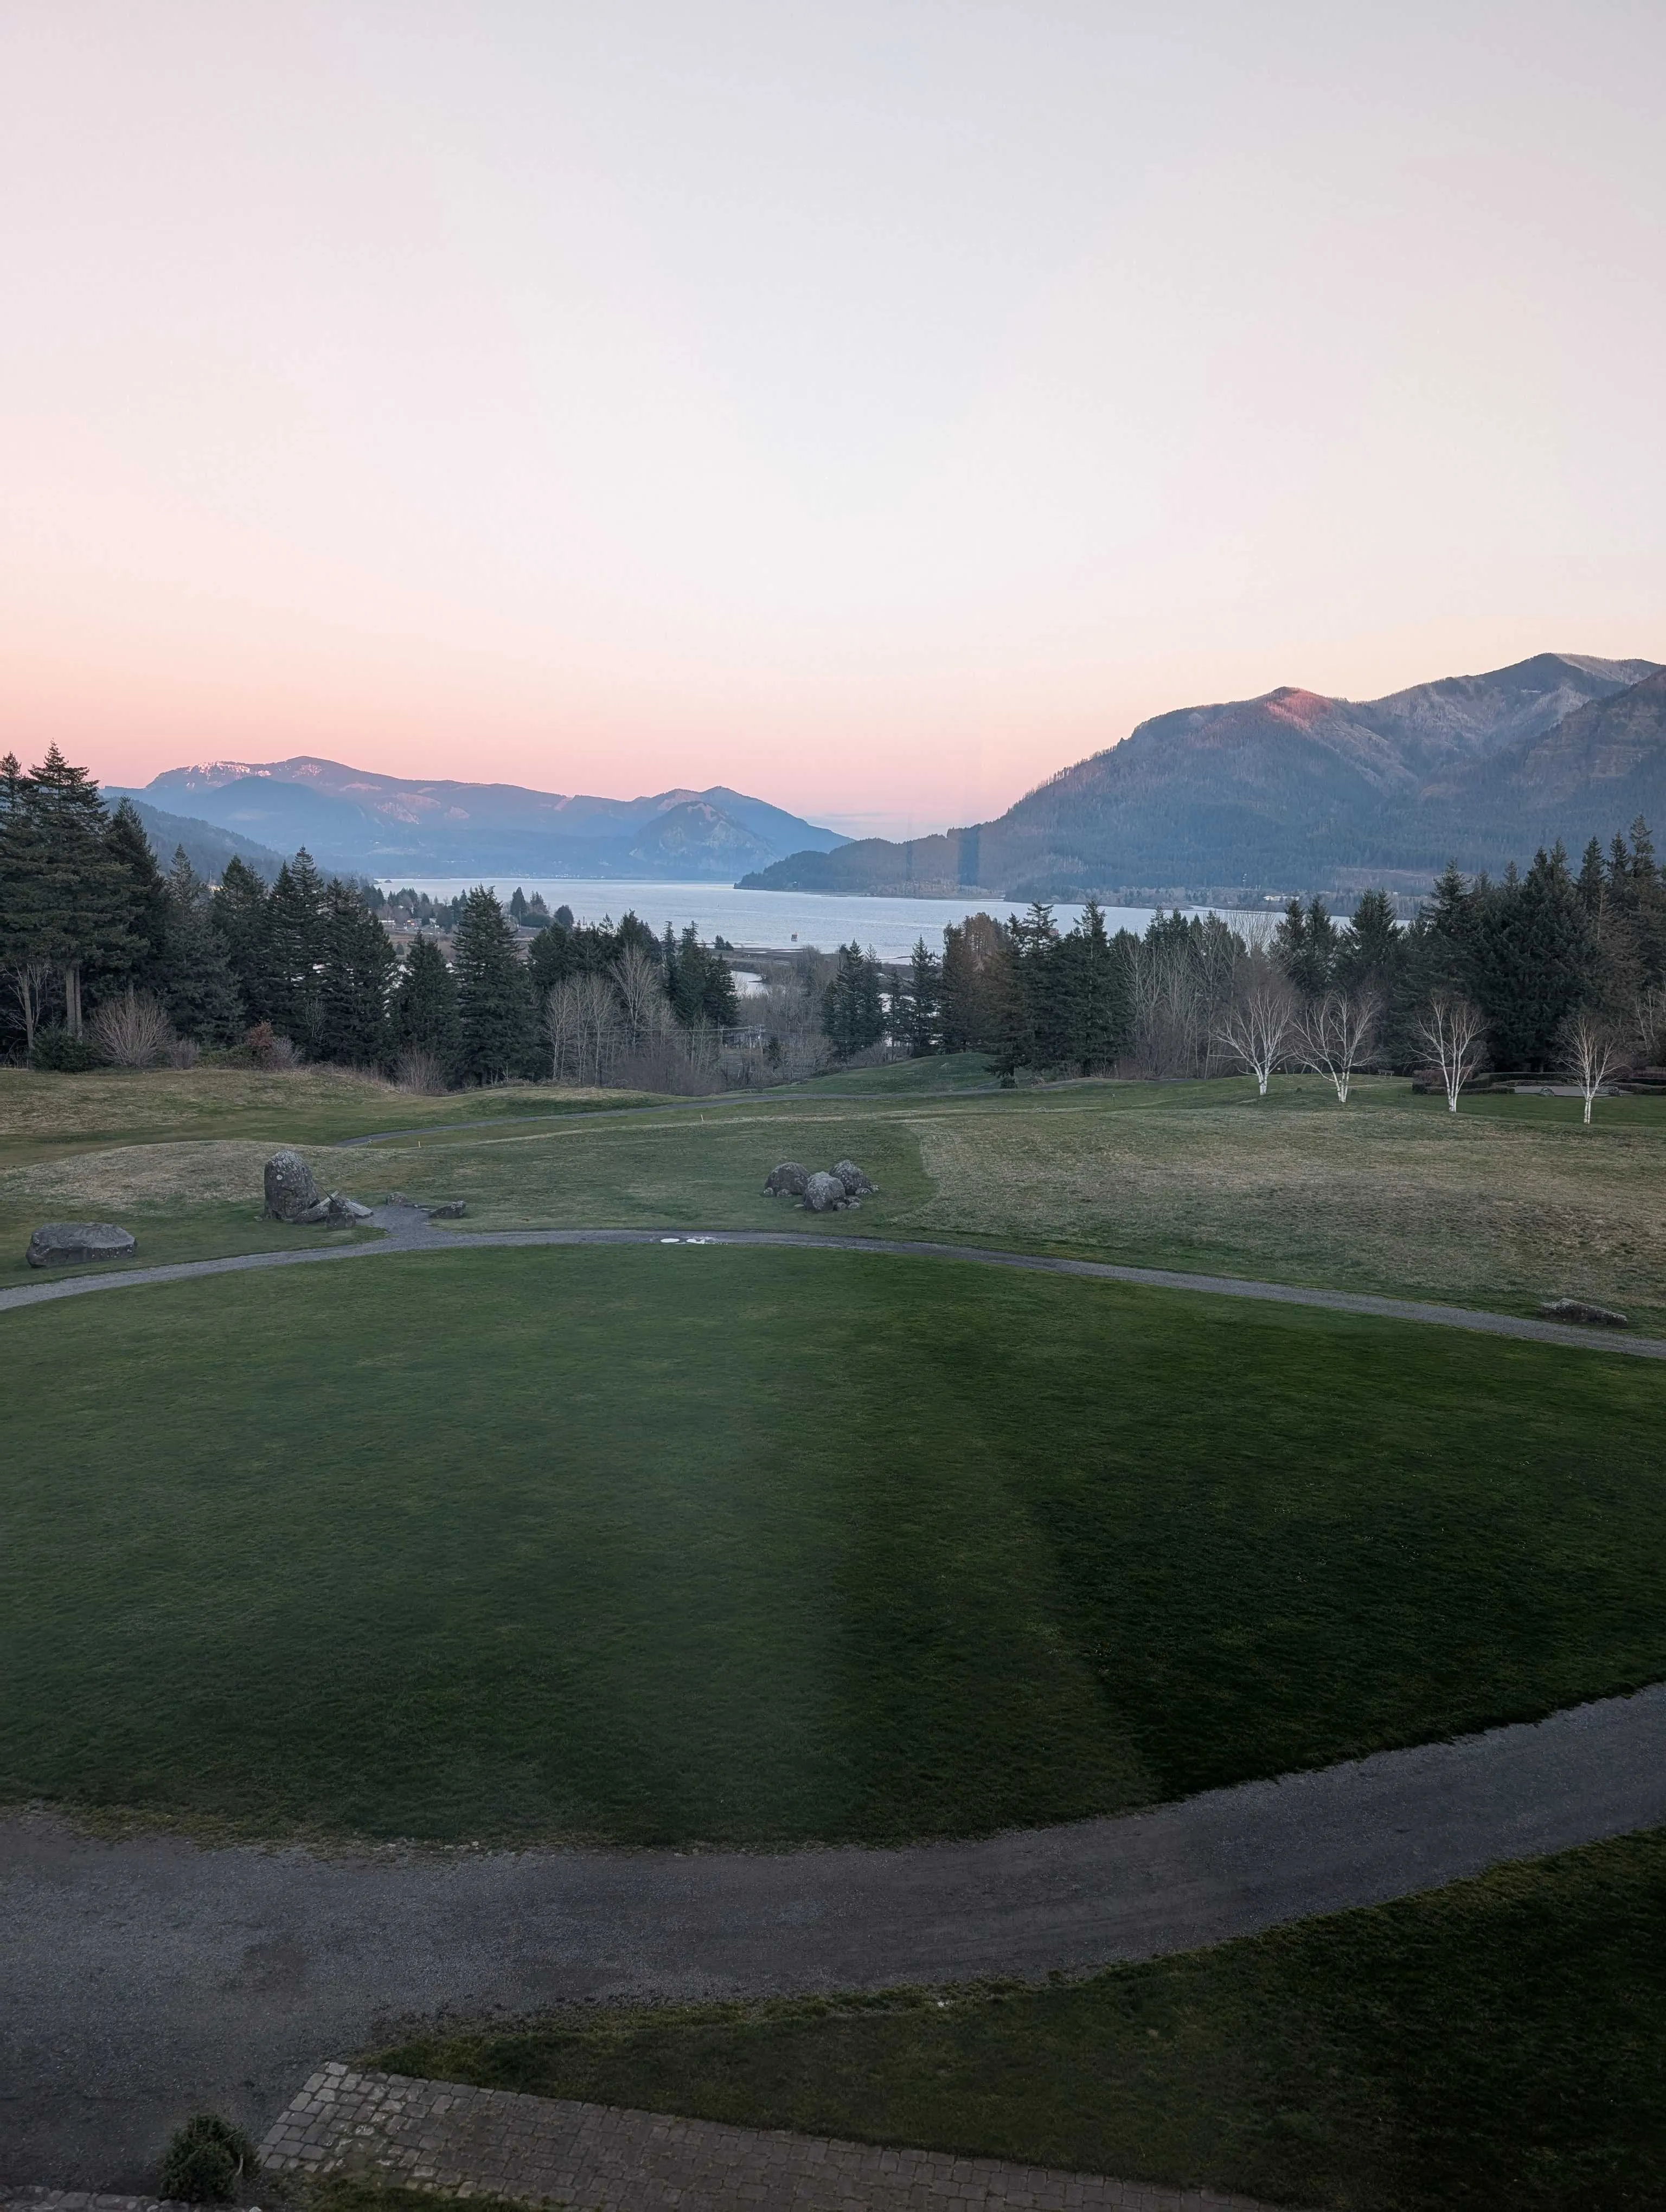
xmin=454 ymin=884 xmax=533 ymax=1082
xmin=15 ymin=746 xmax=132 ymax=1037
xmin=821 ymin=942 xmax=886 ymax=1060
xmin=266 ymin=849 xmax=328 ymax=1050
xmin=391 ymin=930 xmax=460 ymax=1075
xmin=211 ymin=856 xmax=276 ymax=1025
xmin=899 ymin=937 xmax=941 ymax=1056
xmin=1059 ymin=896 xmax=1126 ymax=1073
xmin=161 ymin=850 xmax=245 ymax=1042
xmin=103 ymin=800 xmax=171 ymax=996
xmin=316 ymin=880 xmax=396 ymax=1065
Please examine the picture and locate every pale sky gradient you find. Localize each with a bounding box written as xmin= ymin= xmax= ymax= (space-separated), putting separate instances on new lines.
xmin=3 ymin=3 xmax=1663 ymax=838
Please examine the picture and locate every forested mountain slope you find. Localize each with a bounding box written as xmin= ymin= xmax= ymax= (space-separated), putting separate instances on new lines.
xmin=745 ymin=654 xmax=1661 ymax=902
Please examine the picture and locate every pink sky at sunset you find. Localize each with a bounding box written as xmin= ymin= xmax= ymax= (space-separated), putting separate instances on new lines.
xmin=2 ymin=3 xmax=1662 ymax=839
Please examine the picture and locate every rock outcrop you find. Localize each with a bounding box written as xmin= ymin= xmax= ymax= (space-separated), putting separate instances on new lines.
xmin=265 ymin=1150 xmax=371 ymax=1226
xmin=25 ymin=1221 xmax=137 ymax=1269
xmin=264 ymin=1149 xmax=323 ymax=1222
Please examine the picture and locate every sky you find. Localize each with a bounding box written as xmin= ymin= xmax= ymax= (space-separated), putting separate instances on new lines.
xmin=2 ymin=3 xmax=1663 ymax=840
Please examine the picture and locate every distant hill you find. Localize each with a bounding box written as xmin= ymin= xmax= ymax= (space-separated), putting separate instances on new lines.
xmin=742 ymin=653 xmax=1662 ymax=904
xmin=121 ymin=798 xmax=290 ymax=885
xmin=112 ymin=758 xmax=847 ymax=883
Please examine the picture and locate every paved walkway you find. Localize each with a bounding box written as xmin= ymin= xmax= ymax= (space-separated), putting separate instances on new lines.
xmin=258 ymin=2062 xmax=1281 ymax=2212
xmin=4 ymin=1686 xmax=1663 ymax=2188
xmin=2 ymin=1212 xmax=1661 ymax=1360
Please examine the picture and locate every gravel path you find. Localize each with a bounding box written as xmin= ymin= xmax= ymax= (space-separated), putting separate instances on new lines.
xmin=2 ymin=1212 xmax=1662 ymax=1358
xmin=4 ymin=1686 xmax=1664 ymax=2188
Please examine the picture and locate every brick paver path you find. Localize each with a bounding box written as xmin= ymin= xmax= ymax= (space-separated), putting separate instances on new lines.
xmin=1 ymin=2196 xmax=195 ymax=2212
xmin=259 ymin=2063 xmax=1285 ymax=2212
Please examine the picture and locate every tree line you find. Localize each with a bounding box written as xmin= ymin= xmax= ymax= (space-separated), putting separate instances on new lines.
xmin=0 ymin=747 xmax=744 ymax=1086
xmin=851 ymin=817 xmax=1666 ymax=1109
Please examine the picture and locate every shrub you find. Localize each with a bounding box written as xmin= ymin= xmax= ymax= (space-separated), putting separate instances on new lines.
xmin=91 ymin=987 xmax=174 ymax=1068
xmin=166 ymin=1034 xmax=202 ymax=1069
xmin=242 ymin=1021 xmax=302 ymax=1071
xmin=158 ymin=2112 xmax=258 ymax=2203
xmin=393 ymin=1044 xmax=448 ymax=1094
xmin=30 ymin=1025 xmax=98 ymax=1073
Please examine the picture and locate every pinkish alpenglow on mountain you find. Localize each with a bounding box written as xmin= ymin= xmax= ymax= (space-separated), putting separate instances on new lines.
xmin=110 ymin=761 xmax=848 ymax=883
xmin=742 ymin=653 xmax=1664 ymax=905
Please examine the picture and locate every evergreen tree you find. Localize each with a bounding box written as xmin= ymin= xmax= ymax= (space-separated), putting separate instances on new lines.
xmin=822 ymin=942 xmax=886 ymax=1060
xmin=391 ymin=930 xmax=460 ymax=1075
xmin=899 ymin=937 xmax=942 ymax=1056
xmin=317 ymin=879 xmax=396 ymax=1065
xmin=1336 ymin=889 xmax=1402 ymax=993
xmin=454 ymin=884 xmax=533 ymax=1082
xmin=160 ymin=850 xmax=245 ymax=1042
xmin=664 ymin=923 xmax=739 ymax=1029
xmin=0 ymin=751 xmax=52 ymax=1053
xmin=940 ymin=912 xmax=1004 ymax=1052
xmin=1059 ymin=896 xmax=1127 ymax=1072
xmin=1468 ymin=844 xmax=1593 ymax=1068
xmin=211 ymin=857 xmax=277 ymax=1025
xmin=14 ymin=747 xmax=132 ymax=1037
xmin=1274 ymin=895 xmax=1338 ymax=998
xmin=266 ymin=849 xmax=328 ymax=1050
xmin=103 ymin=800 xmax=171 ymax=995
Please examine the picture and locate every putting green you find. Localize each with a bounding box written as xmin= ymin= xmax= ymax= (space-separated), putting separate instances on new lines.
xmin=3 ymin=1244 xmax=1663 ymax=1844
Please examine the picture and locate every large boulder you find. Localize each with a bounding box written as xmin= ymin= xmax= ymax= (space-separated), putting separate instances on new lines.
xmin=264 ymin=1149 xmax=322 ymax=1222
xmin=833 ymin=1159 xmax=875 ymax=1197
xmin=764 ymin=1161 xmax=810 ymax=1198
xmin=802 ymin=1170 xmax=849 ymax=1213
xmin=26 ymin=1221 xmax=137 ymax=1269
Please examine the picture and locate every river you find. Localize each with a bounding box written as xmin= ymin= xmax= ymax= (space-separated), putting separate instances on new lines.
xmin=375 ymin=877 xmax=1228 ymax=962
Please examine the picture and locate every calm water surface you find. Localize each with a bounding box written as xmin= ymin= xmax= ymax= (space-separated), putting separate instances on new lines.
xmin=377 ymin=878 xmax=1224 ymax=962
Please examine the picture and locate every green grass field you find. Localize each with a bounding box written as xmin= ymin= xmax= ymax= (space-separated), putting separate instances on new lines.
xmin=4 ymin=1063 xmax=1664 ymax=1323
xmin=4 ymin=1243 xmax=1663 ymax=1844
xmin=376 ymin=1827 xmax=1666 ymax=2212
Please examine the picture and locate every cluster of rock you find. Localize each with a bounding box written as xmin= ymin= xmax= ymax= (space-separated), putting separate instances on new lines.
xmin=385 ymin=1189 xmax=469 ymax=1220
xmin=764 ymin=1159 xmax=877 ymax=1212
xmin=25 ymin=1221 xmax=137 ymax=1269
xmin=264 ymin=1149 xmax=374 ymax=1227
xmin=1540 ymin=1297 xmax=1630 ymax=1328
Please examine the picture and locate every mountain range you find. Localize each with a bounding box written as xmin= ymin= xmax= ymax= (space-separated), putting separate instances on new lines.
xmin=742 ymin=653 xmax=1666 ymax=903
xmin=112 ymin=760 xmax=846 ymax=883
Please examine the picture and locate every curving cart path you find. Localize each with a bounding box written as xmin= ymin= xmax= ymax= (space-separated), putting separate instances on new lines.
xmin=2 ymin=1206 xmax=1664 ymax=1359
xmin=4 ymin=1214 xmax=1665 ymax=2184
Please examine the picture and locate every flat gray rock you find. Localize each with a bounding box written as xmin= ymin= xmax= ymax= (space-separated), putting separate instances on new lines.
xmin=24 ymin=1222 xmax=136 ymax=1270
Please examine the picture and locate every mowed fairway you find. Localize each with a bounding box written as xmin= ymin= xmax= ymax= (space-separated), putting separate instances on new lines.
xmin=3 ymin=1243 xmax=1665 ymax=1846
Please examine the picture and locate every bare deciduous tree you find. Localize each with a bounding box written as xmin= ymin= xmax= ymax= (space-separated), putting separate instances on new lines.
xmin=1635 ymin=981 xmax=1666 ymax=1070
xmin=610 ymin=944 xmax=663 ymax=1050
xmin=89 ymin=987 xmax=172 ymax=1068
xmin=1559 ymin=1008 xmax=1623 ymax=1126
xmin=1216 ymin=978 xmax=1295 ymax=1096
xmin=1298 ymin=988 xmax=1379 ymax=1103
xmin=393 ymin=1044 xmax=447 ymax=1094
xmin=544 ymin=981 xmax=582 ymax=1083
xmin=1414 ymin=993 xmax=1487 ymax=1113
xmin=7 ymin=960 xmax=52 ymax=1056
